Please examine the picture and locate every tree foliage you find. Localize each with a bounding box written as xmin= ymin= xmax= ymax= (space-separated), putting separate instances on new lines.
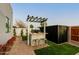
xmin=13 ymin=28 xmax=16 ymax=36
xmin=40 ymin=21 xmax=47 ymax=27
xmin=16 ymin=20 xmax=26 ymax=28
xmin=30 ymin=24 xmax=34 ymax=29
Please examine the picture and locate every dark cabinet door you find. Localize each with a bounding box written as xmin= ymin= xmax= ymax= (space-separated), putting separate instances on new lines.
xmin=58 ymin=26 xmax=68 ymax=43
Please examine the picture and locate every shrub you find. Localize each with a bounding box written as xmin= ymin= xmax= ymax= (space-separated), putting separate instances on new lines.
xmin=21 ymin=29 xmax=27 ymax=41
xmin=13 ymin=28 xmax=16 ymax=36
xmin=21 ymin=29 xmax=23 ymax=37
xmin=22 ymin=35 xmax=27 ymax=41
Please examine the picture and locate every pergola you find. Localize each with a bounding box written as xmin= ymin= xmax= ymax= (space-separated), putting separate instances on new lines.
xmin=26 ymin=15 xmax=48 ymax=46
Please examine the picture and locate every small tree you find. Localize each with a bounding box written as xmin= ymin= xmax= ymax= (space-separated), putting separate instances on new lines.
xmin=21 ymin=29 xmax=27 ymax=41
xmin=21 ymin=29 xmax=23 ymax=37
xmin=13 ymin=28 xmax=16 ymax=36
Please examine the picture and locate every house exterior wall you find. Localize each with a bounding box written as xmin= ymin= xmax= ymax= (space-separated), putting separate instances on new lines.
xmin=0 ymin=12 xmax=6 ymax=34
xmin=0 ymin=3 xmax=13 ymax=33
xmin=0 ymin=3 xmax=13 ymax=45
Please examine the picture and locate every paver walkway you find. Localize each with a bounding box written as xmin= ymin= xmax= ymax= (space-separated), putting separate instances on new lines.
xmin=8 ymin=37 xmax=35 ymax=55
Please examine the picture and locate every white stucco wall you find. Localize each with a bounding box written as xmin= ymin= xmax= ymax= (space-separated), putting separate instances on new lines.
xmin=0 ymin=3 xmax=13 ymax=45
xmin=0 ymin=3 xmax=13 ymax=33
xmin=0 ymin=12 xmax=6 ymax=34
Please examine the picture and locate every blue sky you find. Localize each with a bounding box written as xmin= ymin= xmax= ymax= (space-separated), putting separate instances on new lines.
xmin=11 ymin=3 xmax=79 ymax=26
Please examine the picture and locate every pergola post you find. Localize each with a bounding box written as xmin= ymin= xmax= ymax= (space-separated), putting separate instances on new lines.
xmin=68 ymin=26 xmax=71 ymax=43
xmin=27 ymin=21 xmax=30 ymax=45
xmin=44 ymin=21 xmax=46 ymax=40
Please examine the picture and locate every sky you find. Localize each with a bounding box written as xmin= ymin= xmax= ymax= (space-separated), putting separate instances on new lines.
xmin=11 ymin=3 xmax=79 ymax=26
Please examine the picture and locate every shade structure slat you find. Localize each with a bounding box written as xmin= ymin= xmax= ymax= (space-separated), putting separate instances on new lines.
xmin=31 ymin=17 xmax=36 ymax=22
xmin=26 ymin=15 xmax=47 ymax=22
xmin=34 ymin=16 xmax=38 ymax=22
xmin=37 ymin=17 xmax=42 ymax=22
xmin=27 ymin=15 xmax=30 ymax=21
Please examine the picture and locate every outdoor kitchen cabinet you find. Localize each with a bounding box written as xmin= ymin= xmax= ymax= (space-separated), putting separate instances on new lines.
xmin=40 ymin=25 xmax=69 ymax=44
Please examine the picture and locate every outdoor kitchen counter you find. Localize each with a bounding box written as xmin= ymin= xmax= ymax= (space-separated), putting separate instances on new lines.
xmin=30 ymin=32 xmax=48 ymax=46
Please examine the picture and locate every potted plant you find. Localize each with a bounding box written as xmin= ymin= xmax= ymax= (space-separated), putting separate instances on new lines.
xmin=21 ymin=29 xmax=27 ymax=41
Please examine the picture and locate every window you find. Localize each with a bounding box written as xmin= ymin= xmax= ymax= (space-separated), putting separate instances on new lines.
xmin=6 ymin=16 xmax=10 ymax=33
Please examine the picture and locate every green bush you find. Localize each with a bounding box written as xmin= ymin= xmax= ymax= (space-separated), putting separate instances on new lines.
xmin=22 ymin=36 xmax=27 ymax=41
xmin=21 ymin=29 xmax=23 ymax=37
xmin=21 ymin=29 xmax=27 ymax=41
xmin=13 ymin=28 xmax=16 ymax=36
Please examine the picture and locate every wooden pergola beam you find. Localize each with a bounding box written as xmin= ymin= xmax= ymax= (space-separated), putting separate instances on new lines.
xmin=27 ymin=15 xmax=47 ymax=22
xmin=27 ymin=15 xmax=30 ymax=21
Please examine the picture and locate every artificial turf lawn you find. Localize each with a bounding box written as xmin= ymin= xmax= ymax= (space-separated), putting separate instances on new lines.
xmin=34 ymin=41 xmax=79 ymax=55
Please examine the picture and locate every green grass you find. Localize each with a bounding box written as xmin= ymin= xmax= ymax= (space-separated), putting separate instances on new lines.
xmin=34 ymin=41 xmax=79 ymax=55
